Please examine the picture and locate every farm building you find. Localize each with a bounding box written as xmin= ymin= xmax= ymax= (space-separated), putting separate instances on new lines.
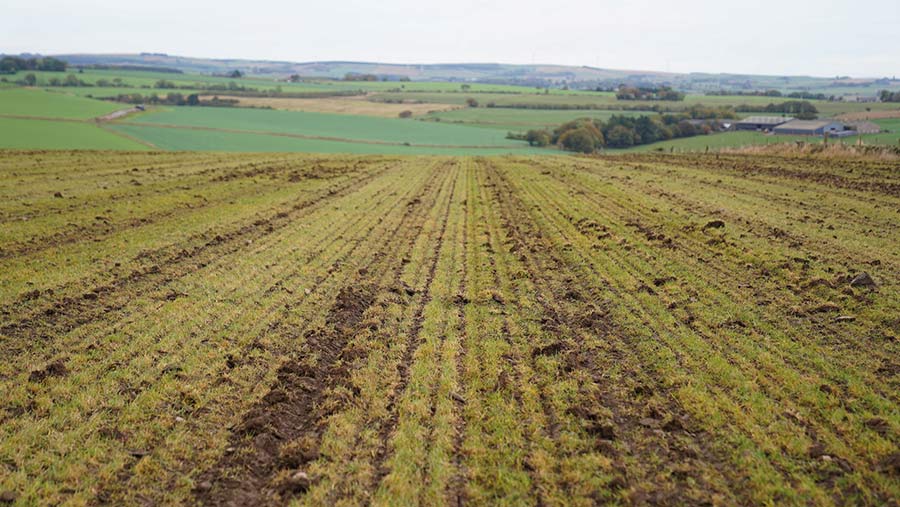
xmin=845 ymin=121 xmax=882 ymax=134
xmin=772 ymin=120 xmax=845 ymax=136
xmin=735 ymin=116 xmax=793 ymax=131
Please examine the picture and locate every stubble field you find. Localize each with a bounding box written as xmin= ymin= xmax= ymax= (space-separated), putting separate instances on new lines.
xmin=0 ymin=150 xmax=897 ymax=506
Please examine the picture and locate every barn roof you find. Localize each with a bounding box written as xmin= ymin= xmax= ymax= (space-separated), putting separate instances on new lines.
xmin=737 ymin=116 xmax=793 ymax=125
xmin=773 ymin=120 xmax=842 ymax=131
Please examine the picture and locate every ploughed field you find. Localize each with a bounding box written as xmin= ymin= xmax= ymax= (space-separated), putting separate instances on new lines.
xmin=1 ymin=150 xmax=898 ymax=506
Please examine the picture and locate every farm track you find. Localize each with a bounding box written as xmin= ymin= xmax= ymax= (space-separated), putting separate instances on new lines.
xmin=1 ymin=151 xmax=897 ymax=506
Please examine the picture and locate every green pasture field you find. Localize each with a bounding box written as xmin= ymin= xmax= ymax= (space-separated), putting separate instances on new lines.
xmin=864 ymin=119 xmax=900 ymax=146
xmin=0 ymin=88 xmax=123 ymax=119
xmin=121 ymin=106 xmax=523 ymax=147
xmin=0 ymin=117 xmax=148 ymax=150
xmin=108 ymin=123 xmax=547 ymax=155
xmin=423 ymin=108 xmax=654 ymax=131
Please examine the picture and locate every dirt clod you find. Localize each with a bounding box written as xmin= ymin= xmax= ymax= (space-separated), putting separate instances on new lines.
xmin=0 ymin=491 xmax=17 ymax=504
xmin=849 ymin=272 xmax=877 ymax=289
xmin=532 ymin=342 xmax=565 ymax=358
xmin=864 ymin=417 xmax=891 ymax=436
xmin=881 ymin=452 xmax=900 ymax=476
xmin=29 ymin=359 xmax=68 ymax=382
xmin=703 ymin=219 xmax=726 ymax=230
xmin=279 ymin=471 xmax=311 ymax=494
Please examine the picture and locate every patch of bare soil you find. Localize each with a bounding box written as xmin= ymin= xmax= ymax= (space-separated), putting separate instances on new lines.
xmin=194 ymin=285 xmax=377 ymax=506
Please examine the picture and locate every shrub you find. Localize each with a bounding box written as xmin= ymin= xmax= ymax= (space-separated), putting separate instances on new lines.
xmin=605 ymin=125 xmax=637 ymax=148
xmin=559 ymin=127 xmax=603 ymax=153
xmin=525 ymin=129 xmax=551 ymax=147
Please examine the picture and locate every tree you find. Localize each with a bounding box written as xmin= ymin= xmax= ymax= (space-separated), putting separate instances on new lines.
xmin=398 ymin=110 xmax=413 ymax=118
xmin=461 ymin=84 xmax=471 ymax=92
xmin=559 ymin=127 xmax=602 ymax=153
xmin=187 ymin=94 xmax=200 ymax=106
xmin=605 ymin=125 xmax=637 ymax=148
xmin=229 ymin=70 xmax=243 ymax=78
xmin=64 ymin=74 xmax=81 ymax=87
xmin=37 ymin=57 xmax=67 ymax=72
xmin=525 ymin=129 xmax=551 ymax=147
xmin=465 ymin=97 xmax=478 ymax=108
xmin=23 ymin=73 xmax=37 ymax=86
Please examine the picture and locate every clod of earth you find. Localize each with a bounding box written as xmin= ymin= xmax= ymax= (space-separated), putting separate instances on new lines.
xmin=703 ymin=219 xmax=726 ymax=229
xmin=849 ymin=272 xmax=877 ymax=289
xmin=28 ymin=359 xmax=68 ymax=382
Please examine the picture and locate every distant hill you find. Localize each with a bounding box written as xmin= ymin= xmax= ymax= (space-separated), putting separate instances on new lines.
xmin=32 ymin=53 xmax=900 ymax=94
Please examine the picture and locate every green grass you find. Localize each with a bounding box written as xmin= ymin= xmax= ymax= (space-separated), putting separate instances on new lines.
xmin=121 ymin=106 xmax=523 ymax=147
xmin=423 ymin=108 xmax=653 ymax=132
xmin=109 ymin=123 xmax=547 ymax=155
xmin=0 ymin=88 xmax=123 ymax=119
xmin=865 ymin=119 xmax=900 ymax=146
xmin=0 ymin=117 xmax=149 ymax=150
xmin=371 ymin=91 xmax=900 ymax=117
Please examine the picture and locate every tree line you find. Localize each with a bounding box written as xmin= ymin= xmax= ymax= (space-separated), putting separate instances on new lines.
xmin=520 ymin=113 xmax=715 ymax=153
xmin=734 ymin=100 xmax=818 ymax=119
xmin=707 ymin=89 xmax=831 ymax=100
xmin=615 ymin=86 xmax=685 ymax=101
xmin=878 ymin=90 xmax=900 ymax=102
xmin=0 ymin=56 xmax=67 ymax=73
xmin=108 ymin=93 xmax=240 ymax=107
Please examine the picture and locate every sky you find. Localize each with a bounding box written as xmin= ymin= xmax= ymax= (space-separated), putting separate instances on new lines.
xmin=3 ymin=0 xmax=899 ymax=77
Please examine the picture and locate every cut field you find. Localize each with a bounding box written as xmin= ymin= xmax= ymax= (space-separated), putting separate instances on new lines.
xmin=198 ymin=95 xmax=459 ymax=118
xmin=1 ymin=150 xmax=897 ymax=506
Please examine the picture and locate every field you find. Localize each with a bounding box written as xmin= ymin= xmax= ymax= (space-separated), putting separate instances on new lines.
xmin=115 ymin=107 xmax=524 ymax=148
xmin=0 ymin=88 xmax=122 ymax=120
xmin=370 ymin=91 xmax=900 ymax=117
xmin=198 ymin=95 xmax=459 ymax=118
xmin=106 ymin=125 xmax=548 ymax=155
xmin=423 ymin=108 xmax=654 ymax=132
xmin=1 ymin=150 xmax=897 ymax=506
xmin=0 ymin=118 xmax=149 ymax=150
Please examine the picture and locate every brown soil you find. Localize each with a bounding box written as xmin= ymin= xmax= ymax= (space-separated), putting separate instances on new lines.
xmin=194 ymin=284 xmax=378 ymax=506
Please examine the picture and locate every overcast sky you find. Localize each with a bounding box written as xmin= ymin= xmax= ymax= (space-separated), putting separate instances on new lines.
xmin=3 ymin=0 xmax=898 ymax=77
